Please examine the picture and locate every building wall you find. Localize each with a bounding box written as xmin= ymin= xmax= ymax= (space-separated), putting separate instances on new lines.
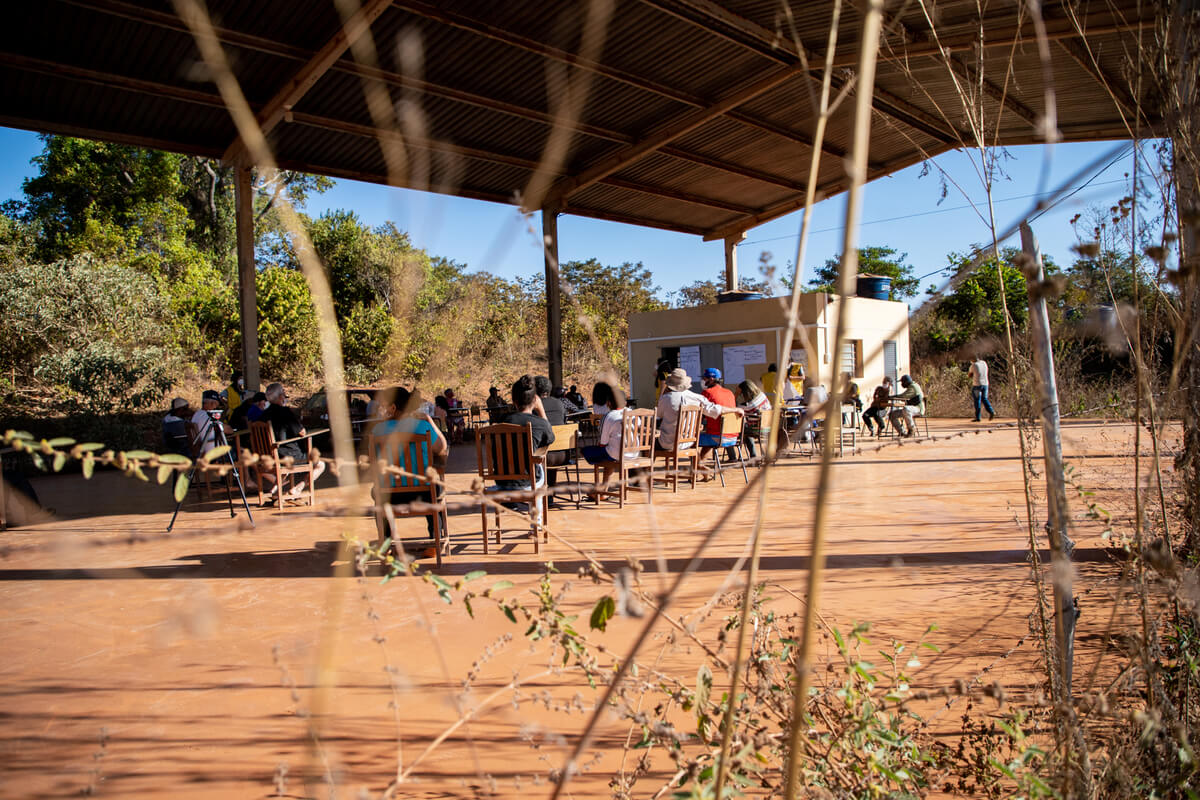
xmin=628 ymin=294 xmax=911 ymax=405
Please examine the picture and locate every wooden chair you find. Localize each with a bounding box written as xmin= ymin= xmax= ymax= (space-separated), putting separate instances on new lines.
xmin=838 ymin=403 xmax=860 ymax=456
xmin=246 ymin=421 xmax=317 ymax=512
xmin=367 ymin=431 xmax=448 ymax=568
xmin=475 ymin=423 xmax=547 ymax=554
xmin=655 ymin=404 xmax=702 ymax=492
xmin=546 ymin=423 xmax=581 ymax=510
xmin=468 ymin=404 xmax=484 ymax=431
xmin=710 ymin=412 xmax=750 ymax=487
xmin=593 ymin=408 xmax=656 ymax=508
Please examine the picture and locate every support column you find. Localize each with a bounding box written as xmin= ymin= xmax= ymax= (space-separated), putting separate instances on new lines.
xmin=235 ymin=163 xmax=261 ymax=392
xmin=543 ymin=204 xmax=563 ymax=387
xmin=724 ymin=232 xmax=745 ymax=292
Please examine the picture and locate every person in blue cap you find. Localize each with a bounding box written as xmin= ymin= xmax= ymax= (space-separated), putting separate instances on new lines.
xmin=699 ymin=367 xmax=739 ymax=463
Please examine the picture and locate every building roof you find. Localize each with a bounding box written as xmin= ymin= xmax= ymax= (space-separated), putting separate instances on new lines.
xmin=0 ymin=0 xmax=1161 ymax=240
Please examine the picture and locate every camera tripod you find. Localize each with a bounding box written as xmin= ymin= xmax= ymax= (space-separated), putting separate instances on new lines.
xmin=166 ymin=412 xmax=255 ymax=532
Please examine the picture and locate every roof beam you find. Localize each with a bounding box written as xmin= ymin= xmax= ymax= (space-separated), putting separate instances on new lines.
xmin=61 ymin=0 xmax=812 ymax=193
xmin=1056 ymin=38 xmax=1141 ymax=123
xmin=390 ymin=0 xmax=847 ymax=161
xmin=0 ymin=51 xmax=758 ymax=217
xmin=543 ymin=64 xmax=809 ymax=206
xmin=641 ymin=0 xmax=964 ymax=143
xmin=874 ymin=3 xmax=1039 ymax=129
xmin=221 ymin=0 xmax=392 ymax=162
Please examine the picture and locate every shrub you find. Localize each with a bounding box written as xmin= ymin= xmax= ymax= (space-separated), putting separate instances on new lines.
xmin=255 ymin=266 xmax=319 ymax=379
xmin=340 ymin=301 xmax=393 ymax=372
xmin=35 ymin=342 xmax=173 ymax=413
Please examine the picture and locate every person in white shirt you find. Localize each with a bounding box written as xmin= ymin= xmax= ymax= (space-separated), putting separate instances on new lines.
xmin=189 ymin=389 xmax=232 ymax=455
xmin=580 ymin=382 xmax=633 ymax=488
xmin=968 ymin=358 xmax=995 ymax=421
xmin=654 ymin=368 xmax=734 ymax=452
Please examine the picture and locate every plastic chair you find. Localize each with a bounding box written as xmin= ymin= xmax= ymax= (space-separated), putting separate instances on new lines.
xmin=655 ymin=404 xmax=702 ymax=492
xmin=367 ymin=431 xmax=448 ymax=567
xmin=475 ymin=423 xmax=546 ymax=553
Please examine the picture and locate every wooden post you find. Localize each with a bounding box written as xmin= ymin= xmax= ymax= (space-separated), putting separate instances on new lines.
xmin=235 ymin=163 xmax=261 ymax=392
xmin=724 ymin=232 xmax=744 ymax=291
xmin=1021 ymin=220 xmax=1077 ymax=691
xmin=543 ymin=204 xmax=563 ymax=387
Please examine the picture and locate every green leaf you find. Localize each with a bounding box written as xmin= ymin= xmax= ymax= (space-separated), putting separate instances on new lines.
xmin=157 ymin=453 xmax=190 ymax=465
xmin=490 ymin=580 xmax=514 ymax=592
xmin=124 ymin=450 xmax=155 ymax=460
xmin=589 ymin=595 xmax=616 ymax=632
xmin=463 ymin=596 xmax=474 ymax=618
xmin=464 ymin=570 xmax=487 ymax=582
xmin=82 ymin=454 xmax=95 ymax=479
xmin=156 ymin=464 xmax=174 ymax=485
xmin=52 ymin=451 xmax=67 ymax=472
xmin=47 ymin=437 xmax=76 ymax=447
xmin=75 ymin=443 xmax=106 ymax=453
xmin=430 ymin=574 xmax=453 ymax=591
xmin=502 ymin=605 xmax=517 ymax=623
xmin=202 ymin=445 xmax=231 ymax=463
xmin=174 ymin=472 xmax=190 ymax=502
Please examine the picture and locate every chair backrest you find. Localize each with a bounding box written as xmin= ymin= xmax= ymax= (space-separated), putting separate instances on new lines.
xmin=548 ymin=423 xmax=578 ymax=453
xmin=576 ymin=414 xmax=602 ymax=447
xmin=475 ymin=423 xmax=536 ymax=483
xmin=720 ymin=412 xmax=744 ymax=437
xmin=618 ymin=409 xmax=656 ymax=465
xmin=673 ymin=405 xmax=702 ymax=453
xmin=247 ymin=420 xmax=277 ymax=457
xmin=368 ymin=431 xmax=436 ymax=491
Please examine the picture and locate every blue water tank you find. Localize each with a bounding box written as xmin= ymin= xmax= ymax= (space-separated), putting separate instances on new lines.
xmin=856 ymin=274 xmax=891 ymax=300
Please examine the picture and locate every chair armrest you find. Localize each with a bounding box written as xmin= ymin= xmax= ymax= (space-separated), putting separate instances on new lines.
xmin=276 ymin=427 xmax=329 ymax=446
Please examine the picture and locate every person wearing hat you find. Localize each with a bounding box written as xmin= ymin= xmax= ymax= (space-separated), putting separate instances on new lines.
xmin=655 ymin=367 xmax=738 ymax=456
xmin=190 ymin=389 xmax=231 ymax=455
xmin=162 ymin=397 xmax=191 ymax=457
xmin=888 ymin=374 xmax=925 ymax=437
xmin=698 ymin=367 xmax=739 ymax=463
xmin=229 ymin=391 xmax=268 ymax=431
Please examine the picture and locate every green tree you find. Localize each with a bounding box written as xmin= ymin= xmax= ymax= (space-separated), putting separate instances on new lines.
xmin=923 ymin=247 xmax=1046 ymax=352
xmin=558 ymin=259 xmax=666 ymax=369
xmin=809 ymin=245 xmax=919 ymax=299
xmin=672 ymin=270 xmax=771 ymax=307
xmin=255 ymin=266 xmax=320 ymax=378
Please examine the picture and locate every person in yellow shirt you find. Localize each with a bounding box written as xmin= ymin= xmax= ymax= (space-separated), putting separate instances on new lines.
xmin=760 ymin=363 xmax=779 ymax=397
xmin=787 ymin=363 xmax=806 ymax=397
xmin=222 ymin=371 xmax=245 ymax=408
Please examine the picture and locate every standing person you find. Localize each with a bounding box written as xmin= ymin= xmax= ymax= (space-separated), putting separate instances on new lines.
xmin=699 ymin=367 xmax=739 ymax=462
xmin=863 ymin=376 xmax=893 ymax=436
xmin=260 ymin=382 xmax=327 ymax=504
xmin=370 ymin=386 xmax=448 ymax=541
xmin=968 ymin=357 xmax=995 ymax=421
xmin=888 ymin=375 xmax=925 ymax=438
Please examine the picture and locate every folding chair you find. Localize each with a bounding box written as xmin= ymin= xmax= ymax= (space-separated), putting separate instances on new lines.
xmin=546 ymin=423 xmax=581 ymax=509
xmin=593 ymin=409 xmax=656 ymax=508
xmin=838 ymin=403 xmax=860 ymax=456
xmin=475 ymin=423 xmax=547 ymax=554
xmin=711 ymin=412 xmax=750 ymax=486
xmin=247 ymin=421 xmax=317 ymax=512
xmin=655 ymin=404 xmax=702 ymax=492
xmin=367 ymin=431 xmax=448 ymax=567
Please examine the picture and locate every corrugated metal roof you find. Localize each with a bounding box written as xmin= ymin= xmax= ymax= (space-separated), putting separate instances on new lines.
xmin=0 ymin=0 xmax=1161 ymax=239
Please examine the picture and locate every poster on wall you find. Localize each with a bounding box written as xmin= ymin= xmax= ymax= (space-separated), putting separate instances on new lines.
xmin=722 ymin=343 xmax=767 ymax=386
xmin=678 ymin=345 xmax=701 ymax=381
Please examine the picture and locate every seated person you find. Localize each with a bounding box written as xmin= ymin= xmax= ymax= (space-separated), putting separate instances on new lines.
xmin=799 ymin=383 xmax=830 ymax=434
xmin=566 ymin=385 xmax=586 ymax=408
xmin=162 ymin=397 xmax=191 ymax=457
xmin=229 ymin=391 xmax=267 ymax=431
xmin=190 ymin=390 xmax=233 ymax=456
xmin=443 ymin=389 xmax=466 ymax=442
xmin=656 ymin=368 xmax=734 ymax=455
xmin=496 ymin=375 xmax=555 ymax=524
xmin=370 ymin=386 xmax=448 ymax=541
xmin=888 ymin=374 xmax=925 ymax=437
xmin=843 ymin=373 xmax=863 ymax=412
xmin=581 ymin=381 xmax=638 ymax=486
xmin=735 ymin=379 xmax=771 ymax=459
xmin=552 ymin=386 xmax=582 ymax=415
xmin=695 ymin=368 xmax=743 ymax=465
xmin=760 ymin=363 xmax=779 ymax=397
xmin=433 ymin=394 xmax=452 ymax=434
xmin=259 ymin=382 xmax=327 ymax=504
xmin=863 ymin=376 xmax=893 ymax=436
xmin=591 ymin=381 xmax=617 ymax=417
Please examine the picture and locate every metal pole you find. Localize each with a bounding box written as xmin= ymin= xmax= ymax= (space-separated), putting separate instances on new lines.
xmin=1020 ymin=220 xmax=1077 ymax=691
xmin=543 ymin=204 xmax=563 ymax=387
xmin=234 ymin=163 xmax=261 ymax=392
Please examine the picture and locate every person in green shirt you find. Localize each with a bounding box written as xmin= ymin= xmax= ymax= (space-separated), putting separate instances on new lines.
xmin=888 ymin=374 xmax=925 ymax=437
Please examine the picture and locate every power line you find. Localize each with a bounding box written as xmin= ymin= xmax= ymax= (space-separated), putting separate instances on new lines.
xmin=739 ymin=176 xmax=1130 ymax=249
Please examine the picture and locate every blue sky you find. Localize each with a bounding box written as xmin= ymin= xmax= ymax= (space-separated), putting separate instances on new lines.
xmin=1 ymin=126 xmax=1142 ymax=297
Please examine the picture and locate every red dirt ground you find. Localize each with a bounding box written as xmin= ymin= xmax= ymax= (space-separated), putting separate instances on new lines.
xmin=0 ymin=418 xmax=1167 ymax=798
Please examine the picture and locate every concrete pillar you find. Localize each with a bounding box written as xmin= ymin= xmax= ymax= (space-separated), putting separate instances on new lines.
xmin=724 ymin=232 xmax=745 ymax=291
xmin=234 ymin=163 xmax=261 ymax=392
xmin=543 ymin=205 xmax=563 ymax=387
